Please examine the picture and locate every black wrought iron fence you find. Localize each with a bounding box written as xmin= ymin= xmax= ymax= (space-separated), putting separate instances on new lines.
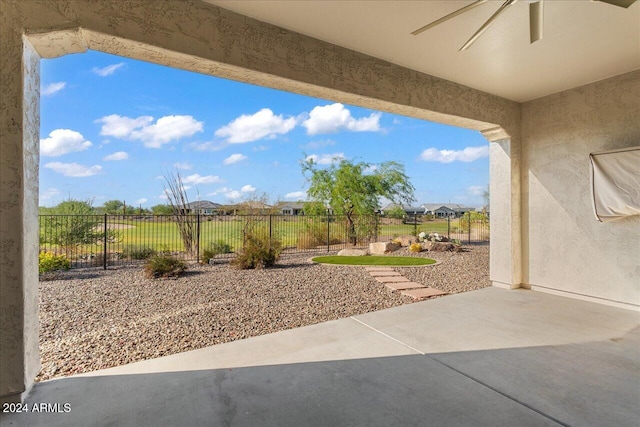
xmin=39 ymin=212 xmax=489 ymax=269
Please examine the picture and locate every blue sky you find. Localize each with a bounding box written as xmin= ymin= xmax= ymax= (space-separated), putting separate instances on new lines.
xmin=39 ymin=51 xmax=489 ymax=208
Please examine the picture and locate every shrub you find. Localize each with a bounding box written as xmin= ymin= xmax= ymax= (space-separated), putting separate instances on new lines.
xmin=297 ymin=221 xmax=343 ymax=249
xmin=201 ymin=239 xmax=233 ymax=263
xmin=144 ymin=255 xmax=187 ymax=278
xmin=39 ymin=252 xmax=71 ymax=274
xmin=232 ymin=230 xmax=282 ymax=269
xmin=409 ymin=243 xmax=423 ymax=253
xmin=122 ymin=245 xmax=156 ymax=260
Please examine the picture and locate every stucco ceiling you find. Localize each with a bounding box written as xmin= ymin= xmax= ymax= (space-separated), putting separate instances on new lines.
xmin=205 ymin=0 xmax=640 ymax=102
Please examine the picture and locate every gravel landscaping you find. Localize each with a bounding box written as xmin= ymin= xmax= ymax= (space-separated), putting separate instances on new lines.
xmin=37 ymin=244 xmax=489 ymax=382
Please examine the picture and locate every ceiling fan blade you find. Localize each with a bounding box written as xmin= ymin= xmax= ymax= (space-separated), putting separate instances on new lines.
xmin=411 ymin=0 xmax=489 ymax=36
xmin=595 ymin=0 xmax=637 ymax=8
xmin=460 ymin=0 xmax=519 ymax=51
xmin=530 ymin=0 xmax=543 ymax=43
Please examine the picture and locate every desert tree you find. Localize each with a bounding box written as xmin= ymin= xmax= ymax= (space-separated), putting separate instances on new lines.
xmin=302 ymin=157 xmax=415 ymax=245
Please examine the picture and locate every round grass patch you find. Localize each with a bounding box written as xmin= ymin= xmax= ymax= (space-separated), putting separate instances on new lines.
xmin=312 ymin=255 xmax=436 ymax=266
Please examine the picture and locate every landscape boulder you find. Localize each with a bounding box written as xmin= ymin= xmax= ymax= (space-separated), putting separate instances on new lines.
xmin=396 ymin=235 xmax=416 ymax=247
xmin=423 ymin=242 xmax=462 ymax=252
xmin=337 ymin=248 xmax=368 ymax=256
xmin=369 ymin=242 xmax=401 ymax=255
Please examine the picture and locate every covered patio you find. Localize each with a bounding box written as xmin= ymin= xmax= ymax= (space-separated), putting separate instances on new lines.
xmin=1 ymin=1 xmax=638 ymax=424
xmin=2 ymin=287 xmax=638 ymax=426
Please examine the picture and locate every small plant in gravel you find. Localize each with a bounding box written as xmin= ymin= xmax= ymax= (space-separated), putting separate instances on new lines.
xmin=39 ymin=252 xmax=71 ymax=275
xmin=144 ymin=255 xmax=187 ymax=278
xmin=201 ymin=239 xmax=233 ymax=263
xmin=232 ymin=231 xmax=282 ymax=270
xmin=122 ymin=245 xmax=156 ymax=260
xmin=409 ymin=243 xmax=423 ymax=253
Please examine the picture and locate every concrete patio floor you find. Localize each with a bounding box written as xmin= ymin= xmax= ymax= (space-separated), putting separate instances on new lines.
xmin=2 ymin=287 xmax=638 ymax=427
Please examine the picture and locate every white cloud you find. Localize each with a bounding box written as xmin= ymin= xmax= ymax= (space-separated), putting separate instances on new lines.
xmin=301 ymin=139 xmax=336 ymax=150
xmin=223 ymin=153 xmax=248 ymax=165
xmin=306 ymin=153 xmax=345 ymax=165
xmin=174 ymin=162 xmax=193 ymax=170
xmin=42 ymin=82 xmax=66 ymax=96
xmin=40 ymin=129 xmax=92 ymax=157
xmin=130 ymin=115 xmax=203 ymax=148
xmin=419 ymin=146 xmax=489 ymax=163
xmin=181 ymin=174 xmax=223 ymax=185
xmin=190 ymin=141 xmax=227 ymax=151
xmin=40 ymin=188 xmax=61 ymax=200
xmin=215 ymin=108 xmax=296 ymax=143
xmin=285 ymin=191 xmax=307 ymax=200
xmin=97 ymin=114 xmax=153 ymax=138
xmin=207 ymin=187 xmax=243 ymax=200
xmin=103 ymin=151 xmax=129 ymax=161
xmin=302 ymin=103 xmax=381 ymax=135
xmin=241 ymin=185 xmax=256 ymax=193
xmin=96 ymin=114 xmax=203 ymax=148
xmin=44 ymin=162 xmax=102 ymax=177
xmin=92 ymin=63 xmax=125 ymax=77
xmin=135 ymin=198 xmax=148 ymax=205
xmin=468 ymin=185 xmax=484 ymax=196
xmin=225 ymin=190 xmax=242 ymax=200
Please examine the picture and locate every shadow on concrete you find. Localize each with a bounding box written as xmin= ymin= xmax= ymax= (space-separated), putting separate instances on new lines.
xmin=3 ymin=328 xmax=638 ymax=427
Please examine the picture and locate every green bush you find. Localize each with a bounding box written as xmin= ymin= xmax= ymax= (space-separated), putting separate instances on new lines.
xmin=201 ymin=239 xmax=233 ymax=263
xmin=122 ymin=245 xmax=156 ymax=260
xmin=231 ymin=230 xmax=282 ymax=270
xmin=144 ymin=255 xmax=187 ymax=278
xmin=39 ymin=252 xmax=71 ymax=274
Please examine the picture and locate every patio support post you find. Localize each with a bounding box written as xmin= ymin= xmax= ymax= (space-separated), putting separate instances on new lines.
xmin=0 ymin=32 xmax=41 ymax=403
xmin=487 ymin=136 xmax=523 ymax=289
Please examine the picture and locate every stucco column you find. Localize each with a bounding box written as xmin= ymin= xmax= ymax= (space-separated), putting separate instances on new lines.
xmin=488 ymin=137 xmax=523 ymax=289
xmin=0 ymin=30 xmax=41 ymax=402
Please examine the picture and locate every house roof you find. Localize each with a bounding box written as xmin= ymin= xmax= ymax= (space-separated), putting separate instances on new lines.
xmin=277 ymin=202 xmax=305 ymax=210
xmin=207 ymin=1 xmax=640 ymax=103
xmin=422 ymin=204 xmax=474 ymax=212
xmin=186 ymin=200 xmax=223 ymax=209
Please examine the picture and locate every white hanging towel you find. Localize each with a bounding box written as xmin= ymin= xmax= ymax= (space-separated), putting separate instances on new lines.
xmin=589 ymin=146 xmax=640 ymax=222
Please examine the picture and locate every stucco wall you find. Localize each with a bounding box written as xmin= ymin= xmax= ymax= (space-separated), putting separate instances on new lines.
xmin=521 ymin=71 xmax=640 ymax=308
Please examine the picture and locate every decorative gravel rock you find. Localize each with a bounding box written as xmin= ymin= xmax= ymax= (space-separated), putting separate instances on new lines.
xmin=37 ymin=245 xmax=489 ymax=381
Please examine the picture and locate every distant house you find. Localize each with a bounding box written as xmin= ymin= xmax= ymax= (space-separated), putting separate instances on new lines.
xmin=422 ymin=203 xmax=475 ymax=218
xmin=183 ymin=200 xmax=223 ymax=215
xmin=379 ymin=203 xmax=425 ymax=216
xmin=277 ymin=201 xmax=305 ymax=215
xmin=224 ymin=200 xmax=273 ymax=215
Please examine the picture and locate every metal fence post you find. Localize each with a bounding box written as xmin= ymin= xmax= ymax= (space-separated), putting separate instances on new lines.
xmin=414 ymin=213 xmax=417 ymax=236
xmin=468 ymin=213 xmax=471 ymax=244
xmin=196 ymin=213 xmax=201 ymax=263
xmin=447 ymin=216 xmax=450 ymax=239
xmin=326 ymin=210 xmax=330 ymax=253
xmin=103 ymin=214 xmax=107 ymax=270
xmin=269 ymin=214 xmax=273 ymax=250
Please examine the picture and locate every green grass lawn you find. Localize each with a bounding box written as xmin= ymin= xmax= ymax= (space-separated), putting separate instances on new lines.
xmin=311 ymin=255 xmax=436 ymax=266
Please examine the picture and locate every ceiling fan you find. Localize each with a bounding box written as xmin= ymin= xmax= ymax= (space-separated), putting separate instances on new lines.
xmin=411 ymin=0 xmax=638 ymax=51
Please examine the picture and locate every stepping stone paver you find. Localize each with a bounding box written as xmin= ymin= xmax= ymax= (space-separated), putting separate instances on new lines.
xmin=384 ymin=282 xmax=425 ymax=291
xmin=368 ymin=271 xmax=404 ymax=277
xmin=374 ymin=276 xmax=411 ymax=283
xmin=364 ymin=267 xmax=394 ymax=272
xmin=401 ymin=287 xmax=448 ymax=300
